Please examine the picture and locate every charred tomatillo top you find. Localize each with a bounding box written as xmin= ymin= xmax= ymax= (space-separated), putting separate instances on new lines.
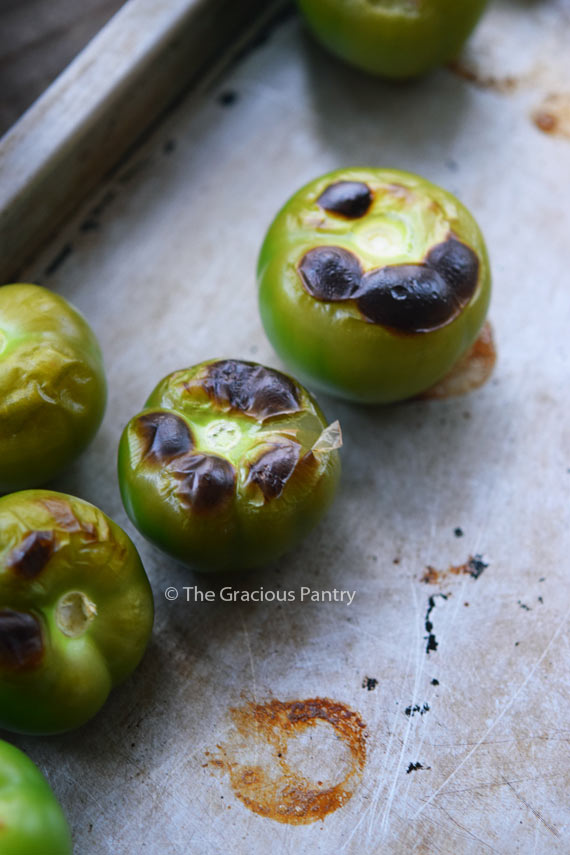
xmin=258 ymin=168 xmax=491 ymax=403
xmin=297 ymin=0 xmax=489 ymax=78
xmin=118 ymin=359 xmax=341 ymax=573
xmin=0 ymin=740 xmax=72 ymax=855
xmin=0 ymin=490 xmax=154 ymax=735
xmin=0 ymin=284 xmax=107 ymax=493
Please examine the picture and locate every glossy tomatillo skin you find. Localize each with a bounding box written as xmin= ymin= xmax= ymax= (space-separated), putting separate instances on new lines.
xmin=0 ymin=284 xmax=107 ymax=493
xmin=0 ymin=740 xmax=72 ymax=855
xmin=258 ymin=168 xmax=491 ymax=403
xmin=118 ymin=359 xmax=341 ymax=573
xmin=0 ymin=490 xmax=154 ymax=735
xmin=297 ymin=0 xmax=489 ymax=78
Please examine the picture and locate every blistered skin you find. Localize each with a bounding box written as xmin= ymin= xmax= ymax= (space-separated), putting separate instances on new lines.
xmin=297 ymin=0 xmax=489 ymax=79
xmin=0 ymin=284 xmax=107 ymax=492
xmin=0 ymin=490 xmax=154 ymax=734
xmin=0 ymin=740 xmax=72 ymax=855
xmin=258 ymin=168 xmax=491 ymax=403
xmin=118 ymin=359 xmax=341 ymax=573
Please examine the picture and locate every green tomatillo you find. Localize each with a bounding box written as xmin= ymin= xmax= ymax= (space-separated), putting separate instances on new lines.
xmin=0 ymin=740 xmax=72 ymax=855
xmin=297 ymin=0 xmax=489 ymax=78
xmin=118 ymin=359 xmax=341 ymax=573
xmin=0 ymin=284 xmax=107 ymax=493
xmin=0 ymin=490 xmax=154 ymax=735
xmin=258 ymin=168 xmax=491 ymax=403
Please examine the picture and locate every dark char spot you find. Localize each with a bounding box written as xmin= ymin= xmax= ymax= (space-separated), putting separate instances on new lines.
xmin=202 ymin=360 xmax=301 ymax=420
xmin=8 ymin=531 xmax=55 ymax=579
xmin=358 ymin=265 xmax=456 ymax=331
xmin=431 ymin=678 xmax=439 ymax=686
xmin=317 ymin=181 xmax=373 ymax=219
xmin=426 ymin=237 xmax=479 ymax=302
xmin=248 ymin=442 xmax=301 ymax=501
xmin=171 ymin=453 xmax=236 ymax=511
xmin=362 ymin=676 xmax=378 ymax=691
xmin=299 ymin=246 xmax=362 ymax=302
xmin=406 ymin=762 xmax=429 ymax=774
xmin=468 ymin=554 xmax=488 ymax=579
xmin=0 ymin=609 xmax=44 ymax=669
xmin=137 ymin=411 xmax=193 ymax=461
xmin=405 ymin=703 xmax=430 ymax=717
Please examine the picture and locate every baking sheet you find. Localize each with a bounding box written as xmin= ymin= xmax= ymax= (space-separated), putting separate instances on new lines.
xmin=3 ymin=1 xmax=570 ymax=852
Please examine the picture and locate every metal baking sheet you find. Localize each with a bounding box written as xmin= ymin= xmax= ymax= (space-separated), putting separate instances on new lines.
xmin=2 ymin=1 xmax=569 ymax=852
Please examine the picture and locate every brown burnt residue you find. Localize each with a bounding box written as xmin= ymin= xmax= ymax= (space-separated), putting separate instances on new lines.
xmin=210 ymin=697 xmax=367 ymax=825
xmin=421 ymin=554 xmax=489 ymax=584
xmin=247 ymin=441 xmax=301 ymax=501
xmin=200 ymin=360 xmax=302 ymax=421
xmin=420 ymin=321 xmax=496 ymax=399
xmin=170 ymin=452 xmax=236 ymax=512
xmin=7 ymin=531 xmax=55 ymax=578
xmin=0 ymin=609 xmax=44 ymax=670
xmin=448 ymin=60 xmax=518 ymax=94
xmin=136 ymin=411 xmax=193 ymax=462
xmin=532 ymin=93 xmax=570 ymax=139
xmin=317 ymin=181 xmax=373 ymax=219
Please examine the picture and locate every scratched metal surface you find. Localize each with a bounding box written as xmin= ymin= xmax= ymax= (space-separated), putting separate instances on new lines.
xmin=3 ymin=1 xmax=570 ymax=852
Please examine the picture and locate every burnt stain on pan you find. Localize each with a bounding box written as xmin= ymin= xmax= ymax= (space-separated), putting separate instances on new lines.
xmin=420 ymin=554 xmax=489 ymax=584
xmin=317 ymin=181 xmax=373 ymax=219
xmin=419 ymin=321 xmax=496 ymax=399
xmin=447 ymin=60 xmax=518 ymax=94
xmin=247 ymin=442 xmax=301 ymax=501
xmin=0 ymin=609 xmax=44 ymax=670
xmin=298 ymin=236 xmax=479 ymax=332
xmin=170 ymin=453 xmax=236 ymax=512
xmin=209 ymin=697 xmax=367 ymax=824
xmin=7 ymin=531 xmax=55 ymax=578
xmin=532 ymin=93 xmax=570 ymax=139
xmin=136 ymin=411 xmax=194 ymax=462
xmin=200 ymin=360 xmax=302 ymax=420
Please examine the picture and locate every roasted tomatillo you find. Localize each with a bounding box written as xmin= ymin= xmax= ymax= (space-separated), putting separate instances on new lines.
xmin=0 ymin=284 xmax=107 ymax=493
xmin=0 ymin=740 xmax=72 ymax=855
xmin=297 ymin=0 xmax=489 ymax=78
xmin=0 ymin=490 xmax=154 ymax=735
xmin=258 ymin=168 xmax=491 ymax=403
xmin=118 ymin=359 xmax=341 ymax=573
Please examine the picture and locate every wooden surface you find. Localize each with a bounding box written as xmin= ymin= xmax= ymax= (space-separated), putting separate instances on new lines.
xmin=1 ymin=0 xmax=570 ymax=852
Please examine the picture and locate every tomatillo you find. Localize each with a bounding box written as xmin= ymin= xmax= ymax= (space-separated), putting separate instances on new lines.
xmin=258 ymin=168 xmax=491 ymax=403
xmin=297 ymin=0 xmax=489 ymax=78
xmin=0 ymin=490 xmax=154 ymax=735
xmin=0 ymin=284 xmax=107 ymax=493
xmin=0 ymin=740 xmax=72 ymax=855
xmin=118 ymin=359 xmax=341 ymax=573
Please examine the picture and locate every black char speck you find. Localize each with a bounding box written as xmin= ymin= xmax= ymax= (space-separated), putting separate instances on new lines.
xmin=8 ymin=531 xmax=55 ymax=579
xmin=299 ymin=246 xmax=363 ymax=302
xmin=138 ymin=412 xmax=193 ymax=461
xmin=0 ymin=609 xmax=44 ymax=669
xmin=317 ymin=181 xmax=373 ymax=219
xmin=248 ymin=442 xmax=301 ymax=501
xmin=362 ymin=676 xmax=378 ymax=691
xmin=468 ymin=554 xmax=488 ymax=579
xmin=172 ymin=453 xmax=236 ymax=512
xmin=202 ymin=360 xmax=301 ymax=420
xmin=426 ymin=237 xmax=479 ymax=302
xmin=358 ymin=265 xmax=456 ymax=331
